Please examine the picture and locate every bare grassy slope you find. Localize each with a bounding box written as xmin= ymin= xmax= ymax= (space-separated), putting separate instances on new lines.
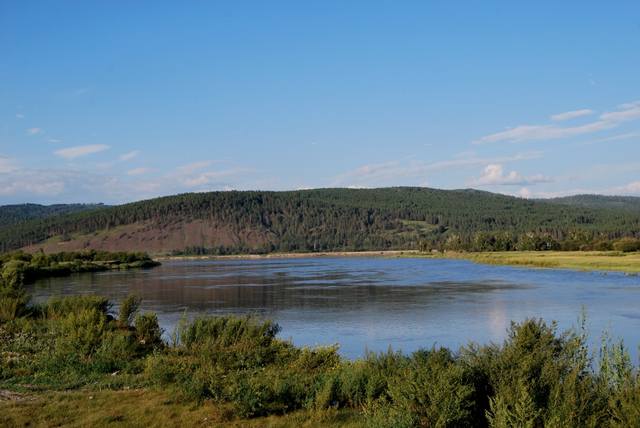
xmin=24 ymin=219 xmax=276 ymax=254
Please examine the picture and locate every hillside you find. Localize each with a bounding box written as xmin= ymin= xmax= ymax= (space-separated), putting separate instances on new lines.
xmin=544 ymin=195 xmax=640 ymax=211
xmin=0 ymin=203 xmax=106 ymax=229
xmin=1 ymin=188 xmax=639 ymax=254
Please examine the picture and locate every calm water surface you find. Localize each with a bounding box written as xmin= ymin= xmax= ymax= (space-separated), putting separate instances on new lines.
xmin=29 ymin=257 xmax=640 ymax=359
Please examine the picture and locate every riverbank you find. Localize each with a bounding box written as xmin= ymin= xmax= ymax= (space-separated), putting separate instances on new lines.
xmin=156 ymin=250 xmax=419 ymax=261
xmin=157 ymin=249 xmax=640 ymax=274
xmin=429 ymin=250 xmax=640 ymax=274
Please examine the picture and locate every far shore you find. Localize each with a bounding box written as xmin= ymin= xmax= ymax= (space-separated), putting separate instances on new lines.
xmin=156 ymin=249 xmax=640 ymax=274
xmin=155 ymin=250 xmax=420 ymax=261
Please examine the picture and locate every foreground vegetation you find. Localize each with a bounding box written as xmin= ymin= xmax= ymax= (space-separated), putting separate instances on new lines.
xmin=1 ymin=268 xmax=639 ymax=427
xmin=429 ymin=250 xmax=640 ymax=274
xmin=2 ymin=188 xmax=640 ymax=254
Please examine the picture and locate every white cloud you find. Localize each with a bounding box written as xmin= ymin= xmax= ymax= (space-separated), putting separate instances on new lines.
xmin=615 ymin=181 xmax=640 ymax=195
xmin=0 ymin=159 xmax=260 ymax=204
xmin=127 ymin=167 xmax=151 ymax=176
xmin=469 ymin=164 xmax=552 ymax=186
xmin=580 ymin=132 xmax=640 ymax=145
xmin=475 ymin=100 xmax=640 ymax=144
xmin=517 ymin=187 xmax=532 ymax=199
xmin=179 ymin=169 xmax=247 ymax=188
xmin=15 ymin=113 xmax=24 ymax=119
xmin=550 ymin=109 xmax=594 ymax=121
xmin=26 ymin=127 xmax=43 ymax=136
xmin=332 ymin=152 xmax=542 ymax=187
xmin=54 ymin=144 xmax=110 ymax=160
xmin=175 ymin=161 xmax=212 ymax=174
xmin=47 ymin=138 xmax=62 ymax=143
xmin=119 ymin=150 xmax=140 ymax=161
xmin=0 ymin=169 xmax=65 ymax=196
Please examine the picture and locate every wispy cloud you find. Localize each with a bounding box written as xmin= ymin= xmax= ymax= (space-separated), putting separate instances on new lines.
xmin=171 ymin=161 xmax=250 ymax=188
xmin=0 ymin=158 xmax=261 ymax=204
xmin=550 ymin=109 xmax=594 ymax=122
xmin=616 ymin=181 xmax=640 ymax=194
xmin=175 ymin=161 xmax=213 ymax=174
xmin=474 ymin=100 xmax=640 ymax=144
xmin=15 ymin=113 xmax=24 ymax=119
xmin=468 ymin=164 xmax=552 ymax=186
xmin=127 ymin=167 xmax=151 ymax=176
xmin=0 ymin=168 xmax=66 ymax=197
xmin=0 ymin=156 xmax=18 ymax=173
xmin=579 ymin=131 xmax=640 ymax=145
xmin=333 ymin=152 xmax=542 ymax=187
xmin=47 ymin=138 xmax=62 ymax=143
xmin=54 ymin=144 xmax=110 ymax=160
xmin=119 ymin=150 xmax=140 ymax=161
xmin=26 ymin=127 xmax=43 ymax=136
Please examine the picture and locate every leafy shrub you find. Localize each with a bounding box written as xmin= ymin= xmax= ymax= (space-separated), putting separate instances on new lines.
xmin=0 ymin=296 xmax=29 ymax=322
xmin=181 ymin=315 xmax=280 ymax=349
xmin=46 ymin=295 xmax=111 ymax=319
xmin=92 ymin=330 xmax=138 ymax=373
xmin=613 ymin=238 xmax=640 ymax=253
xmin=1 ymin=260 xmax=28 ymax=291
xmin=134 ymin=312 xmax=163 ymax=349
xmin=383 ymin=348 xmax=476 ymax=427
xmin=54 ymin=308 xmax=109 ymax=358
xmin=118 ymin=294 xmax=141 ymax=326
xmin=179 ymin=316 xmax=286 ymax=370
xmin=228 ymin=367 xmax=311 ymax=417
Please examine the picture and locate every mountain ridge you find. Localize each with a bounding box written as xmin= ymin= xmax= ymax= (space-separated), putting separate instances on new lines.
xmin=1 ymin=188 xmax=639 ymax=254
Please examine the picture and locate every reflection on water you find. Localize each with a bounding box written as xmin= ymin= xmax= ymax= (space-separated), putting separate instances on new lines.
xmin=28 ymin=257 xmax=640 ymax=359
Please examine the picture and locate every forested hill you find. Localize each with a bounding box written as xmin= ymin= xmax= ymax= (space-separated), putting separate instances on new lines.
xmin=0 ymin=203 xmax=105 ymax=229
xmin=543 ymin=195 xmax=640 ymax=211
xmin=1 ymin=188 xmax=639 ymax=254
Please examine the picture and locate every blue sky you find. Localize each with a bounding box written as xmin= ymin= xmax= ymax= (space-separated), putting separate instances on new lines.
xmin=1 ymin=1 xmax=639 ymax=204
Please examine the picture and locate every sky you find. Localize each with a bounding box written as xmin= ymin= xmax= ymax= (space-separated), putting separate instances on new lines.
xmin=1 ymin=1 xmax=640 ymax=205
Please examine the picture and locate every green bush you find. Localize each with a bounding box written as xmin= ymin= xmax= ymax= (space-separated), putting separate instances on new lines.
xmin=134 ymin=312 xmax=163 ymax=349
xmin=383 ymin=348 xmax=476 ymax=427
xmin=46 ymin=295 xmax=111 ymax=319
xmin=54 ymin=308 xmax=109 ymax=358
xmin=0 ymin=296 xmax=29 ymax=322
xmin=0 ymin=260 xmax=28 ymax=291
xmin=613 ymin=238 xmax=640 ymax=253
xmin=118 ymin=294 xmax=141 ymax=326
xmin=92 ymin=330 xmax=138 ymax=373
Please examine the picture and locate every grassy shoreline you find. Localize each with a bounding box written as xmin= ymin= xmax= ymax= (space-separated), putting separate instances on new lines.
xmin=428 ymin=250 xmax=640 ymax=274
xmin=157 ymin=249 xmax=640 ymax=274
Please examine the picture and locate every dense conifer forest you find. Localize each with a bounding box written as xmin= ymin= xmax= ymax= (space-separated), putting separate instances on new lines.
xmin=1 ymin=188 xmax=639 ymax=254
xmin=0 ymin=203 xmax=105 ymax=229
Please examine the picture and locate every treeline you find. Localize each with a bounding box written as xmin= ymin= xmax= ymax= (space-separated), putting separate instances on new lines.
xmin=2 ymin=188 xmax=640 ymax=254
xmin=0 ymin=203 xmax=104 ymax=229
xmin=422 ymin=231 xmax=640 ymax=252
xmin=0 ymin=250 xmax=160 ymax=291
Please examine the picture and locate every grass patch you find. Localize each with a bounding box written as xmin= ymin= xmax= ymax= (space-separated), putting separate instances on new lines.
xmin=426 ymin=250 xmax=640 ymax=273
xmin=0 ymin=389 xmax=367 ymax=428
